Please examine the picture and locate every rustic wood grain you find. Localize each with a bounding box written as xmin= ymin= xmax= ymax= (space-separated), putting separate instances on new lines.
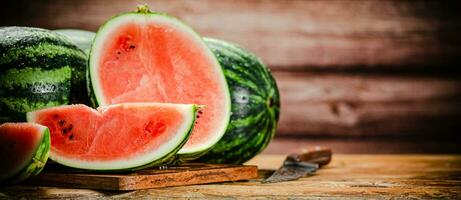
xmin=262 ymin=137 xmax=461 ymax=154
xmin=1 ymin=0 xmax=460 ymax=70
xmin=26 ymin=163 xmax=258 ymax=190
xmin=1 ymin=155 xmax=460 ymax=199
xmin=274 ymin=72 xmax=461 ymax=136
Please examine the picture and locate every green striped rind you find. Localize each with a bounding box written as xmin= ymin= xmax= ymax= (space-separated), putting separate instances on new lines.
xmin=0 ymin=27 xmax=89 ymax=123
xmin=198 ymin=38 xmax=280 ymax=164
xmin=0 ymin=27 xmax=78 ymax=53
xmin=1 ymin=127 xmax=50 ymax=185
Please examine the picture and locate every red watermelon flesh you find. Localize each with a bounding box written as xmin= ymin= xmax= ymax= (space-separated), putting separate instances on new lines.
xmin=89 ymin=11 xmax=231 ymax=158
xmin=0 ymin=123 xmax=49 ymax=183
xmin=27 ymin=103 xmax=197 ymax=170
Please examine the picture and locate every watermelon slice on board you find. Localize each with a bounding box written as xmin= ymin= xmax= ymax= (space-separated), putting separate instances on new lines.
xmin=88 ymin=5 xmax=231 ymax=161
xmin=27 ymin=103 xmax=198 ymax=171
xmin=0 ymin=122 xmax=50 ymax=184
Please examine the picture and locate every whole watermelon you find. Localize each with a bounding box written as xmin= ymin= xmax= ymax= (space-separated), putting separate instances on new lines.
xmin=198 ymin=38 xmax=280 ymax=164
xmin=0 ymin=27 xmax=88 ymax=123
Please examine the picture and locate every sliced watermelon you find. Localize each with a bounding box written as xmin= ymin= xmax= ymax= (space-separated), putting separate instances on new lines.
xmin=27 ymin=103 xmax=197 ymax=171
xmin=88 ymin=5 xmax=231 ymax=160
xmin=0 ymin=122 xmax=50 ymax=184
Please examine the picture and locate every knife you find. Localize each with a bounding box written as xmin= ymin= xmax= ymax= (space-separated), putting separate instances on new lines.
xmin=262 ymin=146 xmax=332 ymax=183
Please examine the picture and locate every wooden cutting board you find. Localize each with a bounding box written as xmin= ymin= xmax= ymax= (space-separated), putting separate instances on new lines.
xmin=27 ymin=163 xmax=258 ymax=190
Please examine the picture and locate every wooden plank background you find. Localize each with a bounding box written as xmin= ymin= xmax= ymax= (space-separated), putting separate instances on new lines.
xmin=2 ymin=0 xmax=461 ymax=70
xmin=1 ymin=0 xmax=461 ymax=153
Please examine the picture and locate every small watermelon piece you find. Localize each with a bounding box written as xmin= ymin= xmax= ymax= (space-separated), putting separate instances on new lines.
xmin=0 ymin=26 xmax=89 ymax=123
xmin=27 ymin=103 xmax=197 ymax=171
xmin=0 ymin=123 xmax=50 ymax=184
xmin=198 ymin=38 xmax=280 ymax=164
xmin=88 ymin=5 xmax=231 ymax=161
xmin=54 ymin=29 xmax=96 ymax=55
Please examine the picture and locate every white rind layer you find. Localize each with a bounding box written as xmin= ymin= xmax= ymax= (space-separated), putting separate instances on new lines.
xmin=89 ymin=12 xmax=231 ymax=156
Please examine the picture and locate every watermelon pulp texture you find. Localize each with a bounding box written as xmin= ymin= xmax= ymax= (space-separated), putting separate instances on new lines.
xmin=0 ymin=27 xmax=89 ymax=123
xmin=0 ymin=123 xmax=50 ymax=184
xmin=198 ymin=38 xmax=280 ymax=164
xmin=89 ymin=8 xmax=231 ymax=161
xmin=27 ymin=103 xmax=197 ymax=171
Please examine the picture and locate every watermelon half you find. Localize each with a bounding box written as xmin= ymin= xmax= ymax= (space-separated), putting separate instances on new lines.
xmin=27 ymin=103 xmax=197 ymax=171
xmin=0 ymin=122 xmax=50 ymax=184
xmin=88 ymin=5 xmax=231 ymax=161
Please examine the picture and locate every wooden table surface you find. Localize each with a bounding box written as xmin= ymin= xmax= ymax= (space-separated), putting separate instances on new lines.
xmin=1 ymin=154 xmax=460 ymax=199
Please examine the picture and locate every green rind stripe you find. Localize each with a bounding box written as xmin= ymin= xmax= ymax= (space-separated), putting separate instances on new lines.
xmin=0 ymin=97 xmax=67 ymax=116
xmin=0 ymin=43 xmax=86 ymax=68
xmin=198 ymin=38 xmax=280 ymax=164
xmin=211 ymin=111 xmax=270 ymax=152
xmin=202 ymin=126 xmax=267 ymax=164
xmin=207 ymin=38 xmax=271 ymax=91
xmin=224 ymin=70 xmax=261 ymax=94
xmin=208 ymin=41 xmax=268 ymax=94
xmin=0 ymin=43 xmax=86 ymax=65
xmin=0 ymin=27 xmax=78 ymax=53
xmin=0 ymin=67 xmax=72 ymax=89
xmin=204 ymin=115 xmax=275 ymax=164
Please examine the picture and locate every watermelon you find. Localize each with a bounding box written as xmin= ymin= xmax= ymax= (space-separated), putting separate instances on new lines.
xmin=88 ymin=5 xmax=231 ymax=161
xmin=54 ymin=29 xmax=96 ymax=55
xmin=198 ymin=38 xmax=280 ymax=164
xmin=27 ymin=103 xmax=197 ymax=171
xmin=0 ymin=123 xmax=50 ymax=184
xmin=0 ymin=26 xmax=88 ymax=123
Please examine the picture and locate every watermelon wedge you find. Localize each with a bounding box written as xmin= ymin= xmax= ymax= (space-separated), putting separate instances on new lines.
xmin=27 ymin=103 xmax=197 ymax=171
xmin=0 ymin=122 xmax=50 ymax=184
xmin=88 ymin=5 xmax=231 ymax=160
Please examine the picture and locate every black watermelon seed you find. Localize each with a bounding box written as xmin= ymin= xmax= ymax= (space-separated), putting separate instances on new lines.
xmin=58 ymin=120 xmax=65 ymax=126
xmin=69 ymin=134 xmax=74 ymax=140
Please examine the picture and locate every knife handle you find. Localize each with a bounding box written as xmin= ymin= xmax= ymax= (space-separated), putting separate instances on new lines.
xmin=287 ymin=146 xmax=332 ymax=167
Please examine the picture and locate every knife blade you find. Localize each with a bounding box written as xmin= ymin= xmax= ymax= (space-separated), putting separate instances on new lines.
xmin=262 ymin=146 xmax=332 ymax=183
